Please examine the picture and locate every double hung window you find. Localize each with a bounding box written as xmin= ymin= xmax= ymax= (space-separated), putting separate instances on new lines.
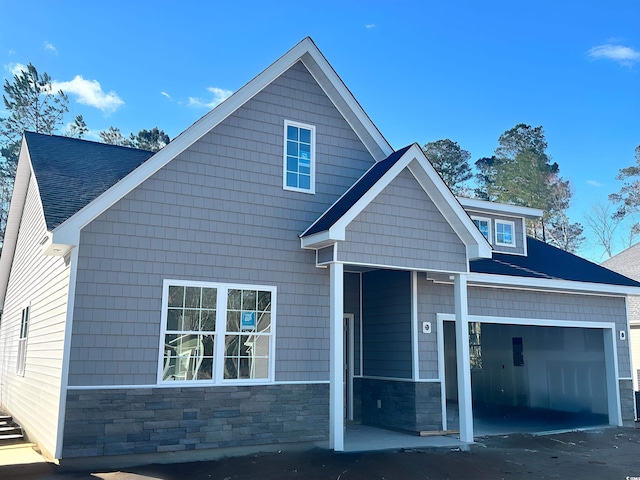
xmin=472 ymin=217 xmax=491 ymax=242
xmin=160 ymin=281 xmax=275 ymax=384
xmin=495 ymin=220 xmax=516 ymax=247
xmin=284 ymin=120 xmax=315 ymax=193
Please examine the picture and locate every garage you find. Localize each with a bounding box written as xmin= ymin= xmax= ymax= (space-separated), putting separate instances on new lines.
xmin=443 ymin=319 xmax=617 ymax=434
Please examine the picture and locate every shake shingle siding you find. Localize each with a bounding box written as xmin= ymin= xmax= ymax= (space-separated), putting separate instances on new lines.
xmin=68 ymin=61 xmax=376 ymax=386
xmin=338 ymin=169 xmax=467 ymax=271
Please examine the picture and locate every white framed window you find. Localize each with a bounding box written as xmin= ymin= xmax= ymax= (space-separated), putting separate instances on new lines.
xmin=495 ymin=220 xmax=516 ymax=247
xmin=471 ymin=216 xmax=491 ymax=242
xmin=159 ymin=280 xmax=276 ymax=384
xmin=16 ymin=306 xmax=29 ymax=376
xmin=283 ymin=120 xmax=315 ymax=194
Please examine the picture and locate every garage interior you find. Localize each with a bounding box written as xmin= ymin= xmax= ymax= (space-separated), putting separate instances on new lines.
xmin=444 ymin=321 xmax=611 ymax=435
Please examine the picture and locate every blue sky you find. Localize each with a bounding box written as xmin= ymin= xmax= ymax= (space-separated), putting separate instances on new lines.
xmin=0 ymin=0 xmax=638 ymax=261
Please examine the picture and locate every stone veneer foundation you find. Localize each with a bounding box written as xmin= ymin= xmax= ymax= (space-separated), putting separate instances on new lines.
xmin=62 ymin=383 xmax=329 ymax=458
xmin=356 ymin=378 xmax=442 ymax=432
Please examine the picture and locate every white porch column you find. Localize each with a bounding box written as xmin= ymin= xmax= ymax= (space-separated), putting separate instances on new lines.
xmin=329 ymin=262 xmax=344 ymax=451
xmin=454 ymin=273 xmax=474 ymax=442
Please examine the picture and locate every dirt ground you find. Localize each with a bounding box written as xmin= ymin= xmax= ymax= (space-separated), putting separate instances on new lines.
xmin=5 ymin=426 xmax=640 ymax=480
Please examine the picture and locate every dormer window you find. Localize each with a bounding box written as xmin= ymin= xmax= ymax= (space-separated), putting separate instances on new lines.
xmin=283 ymin=120 xmax=315 ymax=194
xmin=495 ymin=220 xmax=515 ymax=247
xmin=472 ymin=217 xmax=491 ymax=242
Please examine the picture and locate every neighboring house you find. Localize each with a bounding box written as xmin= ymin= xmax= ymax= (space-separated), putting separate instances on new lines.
xmin=0 ymin=37 xmax=639 ymax=466
xmin=603 ymin=245 xmax=640 ymax=392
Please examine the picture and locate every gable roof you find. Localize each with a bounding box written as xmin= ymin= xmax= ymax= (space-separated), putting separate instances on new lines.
xmin=303 ymin=145 xmax=413 ymax=237
xmin=602 ymin=243 xmax=640 ymax=282
xmin=49 ymin=37 xmax=394 ymax=248
xmin=25 ymin=132 xmax=154 ymax=230
xmin=301 ymin=143 xmax=493 ymax=260
xmin=471 ymin=236 xmax=640 ymax=288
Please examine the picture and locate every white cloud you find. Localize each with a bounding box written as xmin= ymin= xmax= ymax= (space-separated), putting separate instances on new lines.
xmin=161 ymin=91 xmax=171 ymax=100
xmin=6 ymin=62 xmax=27 ymax=76
xmin=44 ymin=41 xmax=57 ymax=54
xmin=188 ymin=87 xmax=233 ymax=109
xmin=365 ymin=24 xmax=375 ymax=29
xmin=587 ymin=44 xmax=640 ymax=66
xmin=51 ymin=76 xmax=124 ymax=113
xmin=587 ymin=180 xmax=605 ymax=187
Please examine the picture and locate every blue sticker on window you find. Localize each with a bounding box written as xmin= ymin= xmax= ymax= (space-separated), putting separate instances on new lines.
xmin=241 ymin=311 xmax=256 ymax=330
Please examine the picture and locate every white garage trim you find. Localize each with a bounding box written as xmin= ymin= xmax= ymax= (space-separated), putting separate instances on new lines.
xmin=436 ymin=313 xmax=622 ymax=430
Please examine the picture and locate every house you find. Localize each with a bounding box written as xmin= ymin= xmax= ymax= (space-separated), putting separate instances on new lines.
xmin=0 ymin=37 xmax=638 ymax=466
xmin=603 ymin=245 xmax=640 ymax=393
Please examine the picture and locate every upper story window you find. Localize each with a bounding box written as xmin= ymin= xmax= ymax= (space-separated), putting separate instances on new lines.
xmin=495 ymin=220 xmax=516 ymax=247
xmin=160 ymin=280 xmax=275 ymax=385
xmin=472 ymin=217 xmax=491 ymax=242
xmin=284 ymin=120 xmax=315 ymax=194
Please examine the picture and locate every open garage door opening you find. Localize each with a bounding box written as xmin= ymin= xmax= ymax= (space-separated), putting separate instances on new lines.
xmin=444 ymin=321 xmax=613 ymax=436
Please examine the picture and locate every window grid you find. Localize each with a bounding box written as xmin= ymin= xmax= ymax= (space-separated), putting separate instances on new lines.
xmin=162 ymin=285 xmax=217 ymax=381
xmin=284 ymin=120 xmax=315 ymax=193
xmin=472 ymin=217 xmax=491 ymax=242
xmin=160 ymin=281 xmax=275 ymax=385
xmin=495 ymin=220 xmax=515 ymax=247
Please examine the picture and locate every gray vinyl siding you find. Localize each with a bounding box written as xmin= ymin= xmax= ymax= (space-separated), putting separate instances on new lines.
xmin=630 ymin=323 xmax=640 ymax=389
xmin=362 ymin=269 xmax=412 ymax=378
xmin=68 ymin=61 xmax=376 ymax=386
xmin=338 ymin=168 xmax=467 ymax=272
xmin=468 ymin=287 xmax=631 ymax=378
xmin=416 ymin=279 xmax=631 ymax=379
xmin=466 ymin=210 xmax=525 ymax=255
xmin=0 ymin=174 xmax=69 ymax=458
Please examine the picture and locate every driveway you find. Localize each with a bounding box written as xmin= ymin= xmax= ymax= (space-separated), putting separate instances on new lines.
xmin=2 ymin=426 xmax=640 ymax=479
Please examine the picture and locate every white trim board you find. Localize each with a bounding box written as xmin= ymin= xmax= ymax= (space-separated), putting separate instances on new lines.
xmin=301 ymin=145 xmax=492 ymax=261
xmin=66 ymin=380 xmax=330 ymax=390
xmin=468 ymin=272 xmax=640 ymax=296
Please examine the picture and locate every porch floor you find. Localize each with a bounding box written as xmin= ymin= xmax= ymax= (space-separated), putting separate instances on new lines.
xmin=343 ymin=424 xmax=465 ymax=453
xmin=343 ymin=406 xmax=610 ymax=453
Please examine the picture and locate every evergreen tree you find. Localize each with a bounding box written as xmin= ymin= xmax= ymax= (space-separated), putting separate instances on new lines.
xmin=422 ymin=139 xmax=472 ymax=195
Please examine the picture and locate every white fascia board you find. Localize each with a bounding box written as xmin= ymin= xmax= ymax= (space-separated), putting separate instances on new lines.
xmin=469 ymin=272 xmax=640 ymax=296
xmin=458 ymin=197 xmax=544 ymax=219
xmin=52 ymin=37 xmax=392 ymax=245
xmin=0 ymin=138 xmax=33 ymax=309
xmin=406 ymin=150 xmax=492 ymax=260
xmin=330 ymin=145 xmax=415 ymax=237
xmin=300 ymin=231 xmax=342 ymax=249
xmin=300 ymin=48 xmax=392 ymax=161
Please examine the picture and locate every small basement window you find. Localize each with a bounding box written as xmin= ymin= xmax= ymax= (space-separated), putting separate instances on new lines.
xmin=283 ymin=120 xmax=315 ymax=194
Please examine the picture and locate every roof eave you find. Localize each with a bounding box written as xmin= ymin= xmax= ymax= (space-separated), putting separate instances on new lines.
xmin=300 ymin=230 xmax=343 ymax=249
xmin=468 ymin=272 xmax=640 ymax=295
xmin=0 ymin=138 xmax=32 ymax=309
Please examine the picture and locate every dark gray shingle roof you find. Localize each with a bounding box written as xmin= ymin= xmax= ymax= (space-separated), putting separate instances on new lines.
xmin=471 ymin=237 xmax=640 ymax=287
xmin=25 ymin=131 xmax=155 ymax=230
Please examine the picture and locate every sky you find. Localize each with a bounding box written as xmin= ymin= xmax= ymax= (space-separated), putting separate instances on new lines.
xmin=0 ymin=0 xmax=638 ymax=262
